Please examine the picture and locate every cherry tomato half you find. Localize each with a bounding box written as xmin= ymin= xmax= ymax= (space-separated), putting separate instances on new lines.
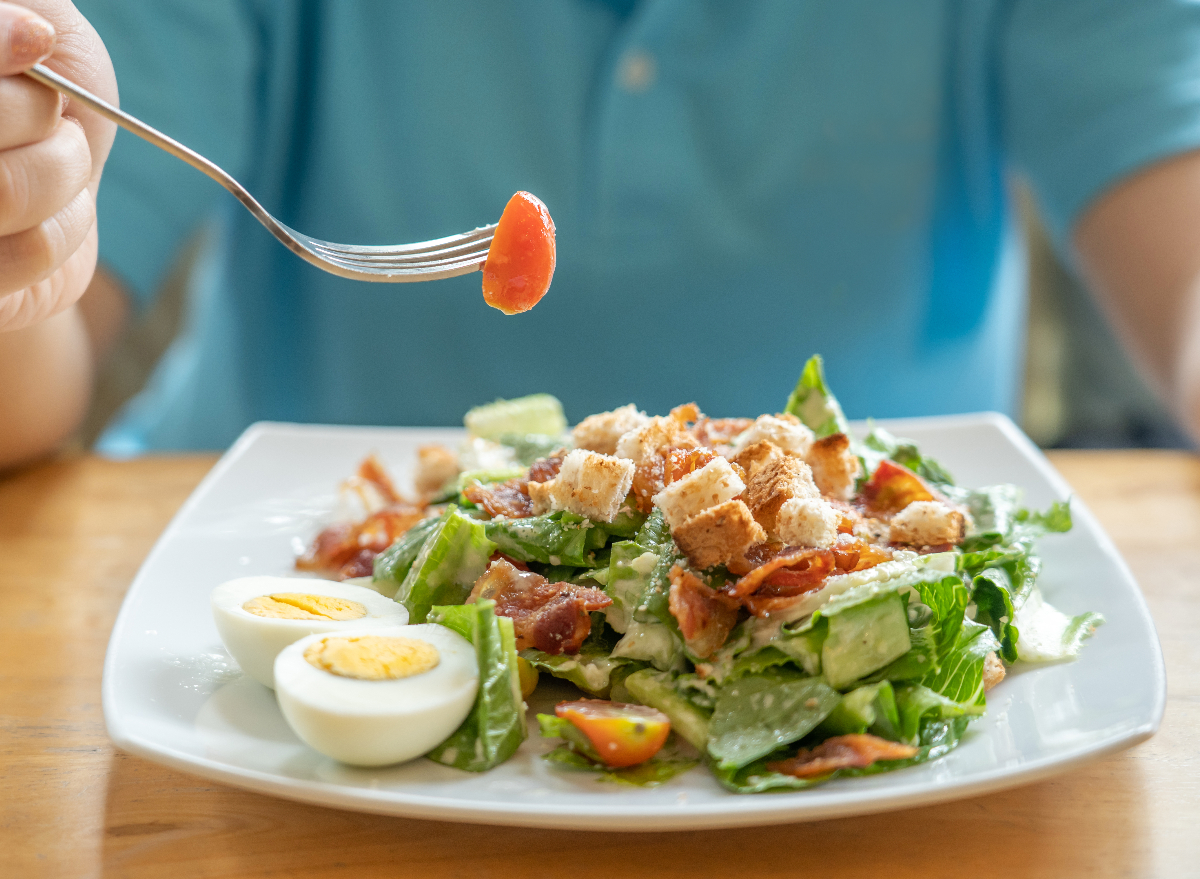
xmin=555 ymin=700 xmax=671 ymax=768
xmin=481 ymin=191 xmax=556 ymax=315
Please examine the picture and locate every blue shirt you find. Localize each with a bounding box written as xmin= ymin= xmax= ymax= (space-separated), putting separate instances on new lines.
xmin=79 ymin=0 xmax=1200 ymax=453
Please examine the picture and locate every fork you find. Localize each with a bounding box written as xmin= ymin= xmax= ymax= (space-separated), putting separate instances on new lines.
xmin=24 ymin=64 xmax=495 ymax=282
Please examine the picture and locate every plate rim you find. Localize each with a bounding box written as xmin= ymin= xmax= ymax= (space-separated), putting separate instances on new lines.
xmin=101 ymin=413 xmax=1167 ymax=831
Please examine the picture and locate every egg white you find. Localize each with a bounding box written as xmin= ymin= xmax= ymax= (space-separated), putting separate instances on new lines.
xmin=211 ymin=576 xmax=409 ymax=689
xmin=274 ymin=625 xmax=479 ymax=766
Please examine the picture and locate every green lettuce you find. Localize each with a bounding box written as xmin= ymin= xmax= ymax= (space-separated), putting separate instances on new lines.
xmin=395 ymin=506 xmax=495 ymax=623
xmin=785 ymin=354 xmax=850 ymax=438
xmin=371 ymin=513 xmax=443 ymax=592
xmin=707 ymin=669 xmax=841 ymax=769
xmin=426 ymin=600 xmax=527 ymax=771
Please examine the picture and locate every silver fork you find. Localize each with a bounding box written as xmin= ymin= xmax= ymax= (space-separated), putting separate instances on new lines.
xmin=24 ymin=64 xmax=495 ymax=282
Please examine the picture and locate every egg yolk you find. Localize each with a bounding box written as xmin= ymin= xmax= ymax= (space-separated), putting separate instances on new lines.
xmin=243 ymin=593 xmax=368 ymax=621
xmin=304 ymin=635 xmax=440 ymax=681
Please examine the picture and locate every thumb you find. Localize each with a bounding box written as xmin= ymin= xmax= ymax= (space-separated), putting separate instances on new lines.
xmin=0 ymin=2 xmax=55 ymax=75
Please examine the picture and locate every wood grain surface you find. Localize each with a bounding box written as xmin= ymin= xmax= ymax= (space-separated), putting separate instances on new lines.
xmin=1 ymin=451 xmax=1196 ymax=878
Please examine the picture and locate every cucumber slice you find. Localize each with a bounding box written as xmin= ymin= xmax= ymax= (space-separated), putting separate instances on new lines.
xmin=821 ymin=592 xmax=911 ymax=689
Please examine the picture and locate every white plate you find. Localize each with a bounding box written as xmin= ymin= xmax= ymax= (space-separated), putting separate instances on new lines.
xmin=102 ymin=414 xmax=1165 ymax=831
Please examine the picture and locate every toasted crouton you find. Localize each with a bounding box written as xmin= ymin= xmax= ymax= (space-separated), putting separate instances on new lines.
xmin=615 ymin=415 xmax=698 ymax=464
xmin=652 ymin=457 xmax=745 ymax=529
xmin=527 ymin=479 xmax=554 ymax=515
xmin=983 ymin=652 xmax=1006 ymax=691
xmin=730 ymin=440 xmax=783 ymax=480
xmin=805 ymin=433 xmax=861 ymax=502
xmin=888 ymin=500 xmax=966 ymax=546
xmin=743 ymin=455 xmax=819 ymax=533
xmin=414 ymin=445 xmax=460 ymax=495
xmin=733 ymin=413 xmax=815 ymax=458
xmin=572 ymin=404 xmax=651 ymax=456
xmin=775 ymin=497 xmax=839 ymax=548
xmin=673 ymin=499 xmax=766 ymax=569
xmin=543 ymin=449 xmax=636 ymax=522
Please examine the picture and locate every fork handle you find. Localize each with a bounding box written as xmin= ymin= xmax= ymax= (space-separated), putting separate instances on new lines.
xmin=24 ymin=63 xmax=277 ymax=234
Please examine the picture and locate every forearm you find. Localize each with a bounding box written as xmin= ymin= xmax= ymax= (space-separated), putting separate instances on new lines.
xmin=0 ymin=302 xmax=93 ymax=469
xmin=1074 ymin=150 xmax=1200 ymax=443
xmin=0 ymin=264 xmax=128 ymax=470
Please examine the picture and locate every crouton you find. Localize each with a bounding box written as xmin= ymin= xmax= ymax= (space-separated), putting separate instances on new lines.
xmin=888 ymin=500 xmax=966 ymax=546
xmin=983 ymin=651 xmax=1006 ymax=691
xmin=743 ymin=455 xmax=819 ymax=533
xmin=673 ymin=499 xmax=766 ymax=569
xmin=733 ymin=413 xmax=814 ymax=458
xmin=414 ymin=445 xmax=460 ymax=496
xmin=775 ymin=497 xmax=839 ymax=548
xmin=805 ymin=432 xmax=861 ymax=502
xmin=652 ymin=457 xmax=745 ymax=529
xmin=615 ymin=414 xmax=698 ymax=464
xmin=540 ymin=449 xmax=635 ymax=523
xmin=527 ymin=479 xmax=555 ymax=515
xmin=572 ymin=404 xmax=651 ymax=456
xmin=730 ymin=440 xmax=783 ymax=480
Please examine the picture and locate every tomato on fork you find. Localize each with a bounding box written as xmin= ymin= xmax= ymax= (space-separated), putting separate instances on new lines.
xmin=482 ymin=191 xmax=556 ymax=314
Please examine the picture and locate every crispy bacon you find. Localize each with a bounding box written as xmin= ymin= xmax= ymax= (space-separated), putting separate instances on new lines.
xmin=354 ymin=454 xmax=402 ymax=505
xmin=668 ymin=565 xmax=740 ymax=658
xmin=468 ymin=559 xmax=611 ymax=654
xmin=296 ymin=505 xmax=427 ymax=579
xmin=462 ymin=454 xmax=564 ymax=519
xmin=465 ymin=479 xmax=533 ymax=518
xmin=767 ymin=734 xmax=918 ymax=779
xmin=528 ymin=455 xmax=564 ymax=484
xmin=721 ymin=537 xmax=892 ymax=617
xmin=630 ymin=454 xmax=667 ymax=514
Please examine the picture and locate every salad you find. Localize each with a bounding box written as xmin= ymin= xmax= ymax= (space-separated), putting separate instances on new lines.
xmin=292 ymin=355 xmax=1102 ymax=792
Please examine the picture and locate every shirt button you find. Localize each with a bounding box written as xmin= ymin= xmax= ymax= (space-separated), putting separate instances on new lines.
xmin=619 ymin=51 xmax=656 ymax=92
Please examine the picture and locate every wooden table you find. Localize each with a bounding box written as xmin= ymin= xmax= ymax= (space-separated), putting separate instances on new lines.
xmin=1 ymin=451 xmax=1196 ymax=878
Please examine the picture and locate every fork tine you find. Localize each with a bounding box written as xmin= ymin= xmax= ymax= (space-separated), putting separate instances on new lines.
xmin=317 ymin=249 xmax=489 ymax=278
xmin=315 ymin=225 xmax=496 ymax=257
xmin=311 ymin=234 xmax=493 ymax=267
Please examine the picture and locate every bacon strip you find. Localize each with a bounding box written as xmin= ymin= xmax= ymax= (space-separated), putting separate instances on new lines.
xmin=296 ymin=506 xmax=427 ymax=579
xmin=468 ymin=559 xmax=611 ymax=654
xmin=767 ymin=734 xmax=918 ymax=779
xmin=668 ymin=565 xmax=740 ymax=658
xmin=721 ymin=537 xmax=893 ymax=618
xmin=462 ymin=455 xmax=563 ymax=520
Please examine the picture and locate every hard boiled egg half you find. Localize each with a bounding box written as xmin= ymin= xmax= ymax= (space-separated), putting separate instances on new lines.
xmin=212 ymin=576 xmax=409 ymax=688
xmin=274 ymin=625 xmax=479 ymax=766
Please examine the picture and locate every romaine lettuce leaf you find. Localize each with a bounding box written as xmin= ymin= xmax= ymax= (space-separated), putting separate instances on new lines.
xmin=484 ymin=511 xmax=598 ymax=568
xmin=395 ymin=506 xmax=495 ymax=623
xmin=785 ymin=354 xmax=850 ymax=438
xmin=1014 ymin=587 xmax=1104 ymax=662
xmin=707 ymin=669 xmax=841 ymax=769
xmin=969 ymin=567 xmax=1019 ymax=662
xmin=919 ymin=619 xmax=999 ymax=707
xmin=894 ymin=683 xmax=984 ymax=745
xmin=427 ymin=600 xmax=526 ymax=771
xmin=371 ymin=513 xmax=443 ymax=591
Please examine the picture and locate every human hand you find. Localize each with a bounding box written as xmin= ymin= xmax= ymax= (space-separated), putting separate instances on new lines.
xmin=0 ymin=0 xmax=116 ymax=332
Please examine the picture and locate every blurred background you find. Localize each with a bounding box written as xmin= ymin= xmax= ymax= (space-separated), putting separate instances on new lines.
xmin=76 ymin=188 xmax=1195 ymax=453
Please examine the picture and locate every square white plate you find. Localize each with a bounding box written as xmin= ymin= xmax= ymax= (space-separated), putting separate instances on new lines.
xmin=102 ymin=414 xmax=1165 ymax=831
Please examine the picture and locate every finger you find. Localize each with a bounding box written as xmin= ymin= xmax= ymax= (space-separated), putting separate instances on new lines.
xmin=0 ymin=184 xmax=94 ymax=298
xmin=0 ymin=2 xmax=54 ymax=75
xmin=0 ymin=117 xmax=90 ymax=236
xmin=0 ymin=220 xmax=96 ymax=331
xmin=19 ymin=1 xmax=116 ymax=184
xmin=0 ymin=72 xmax=63 ymax=150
